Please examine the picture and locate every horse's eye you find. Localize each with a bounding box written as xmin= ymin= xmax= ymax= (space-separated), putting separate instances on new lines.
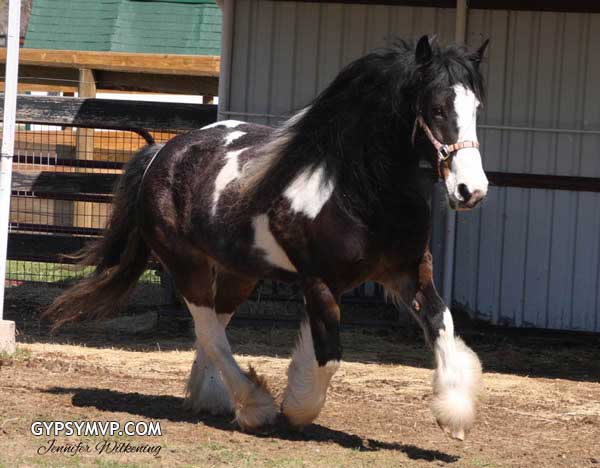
xmin=433 ymin=107 xmax=443 ymax=117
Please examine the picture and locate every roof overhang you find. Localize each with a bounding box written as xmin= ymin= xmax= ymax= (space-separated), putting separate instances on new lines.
xmin=268 ymin=0 xmax=600 ymax=14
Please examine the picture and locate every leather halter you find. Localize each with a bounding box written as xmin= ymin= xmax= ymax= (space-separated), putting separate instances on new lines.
xmin=411 ymin=115 xmax=480 ymax=179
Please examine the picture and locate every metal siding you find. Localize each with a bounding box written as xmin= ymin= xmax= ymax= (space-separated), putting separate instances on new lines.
xmin=454 ymin=9 xmax=600 ymax=332
xmin=229 ymin=0 xmax=457 ymax=122
xmin=227 ymin=1 xmax=600 ymax=332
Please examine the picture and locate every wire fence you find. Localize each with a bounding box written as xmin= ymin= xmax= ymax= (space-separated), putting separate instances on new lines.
xmin=4 ymin=122 xmax=177 ymax=284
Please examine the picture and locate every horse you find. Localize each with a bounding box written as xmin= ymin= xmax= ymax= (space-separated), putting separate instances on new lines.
xmin=44 ymin=35 xmax=490 ymax=441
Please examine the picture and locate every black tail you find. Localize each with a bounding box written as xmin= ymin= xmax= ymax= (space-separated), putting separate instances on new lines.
xmin=43 ymin=144 xmax=162 ymax=330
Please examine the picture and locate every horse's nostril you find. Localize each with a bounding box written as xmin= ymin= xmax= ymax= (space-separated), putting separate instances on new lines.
xmin=458 ymin=183 xmax=471 ymax=202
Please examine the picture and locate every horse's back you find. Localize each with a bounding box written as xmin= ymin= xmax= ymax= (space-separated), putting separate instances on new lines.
xmin=140 ymin=120 xmax=294 ymax=278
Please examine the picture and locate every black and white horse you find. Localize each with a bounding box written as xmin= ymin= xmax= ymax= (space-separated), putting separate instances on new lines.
xmin=45 ymin=36 xmax=489 ymax=441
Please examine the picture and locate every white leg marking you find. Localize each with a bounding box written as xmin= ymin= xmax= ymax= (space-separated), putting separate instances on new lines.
xmin=446 ymin=85 xmax=488 ymax=203
xmin=202 ymin=120 xmax=245 ymax=130
xmin=185 ymin=346 xmax=233 ymax=415
xmin=431 ymin=308 xmax=482 ymax=440
xmin=186 ymin=301 xmax=277 ymax=429
xmin=212 ymin=148 xmax=246 ymax=216
xmin=185 ymin=313 xmax=234 ymax=415
xmin=251 ymin=214 xmax=297 ymax=272
xmin=224 ymin=131 xmax=246 ymax=146
xmin=284 ymin=165 xmax=334 ymax=219
xmin=282 ymin=321 xmax=339 ymax=428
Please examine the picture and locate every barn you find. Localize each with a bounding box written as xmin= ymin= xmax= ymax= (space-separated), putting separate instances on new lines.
xmin=1 ymin=2 xmax=599 ymax=465
xmin=216 ymin=0 xmax=600 ymax=332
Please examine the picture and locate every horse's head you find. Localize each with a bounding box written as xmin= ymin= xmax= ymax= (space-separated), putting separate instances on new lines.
xmin=412 ymin=35 xmax=489 ymax=210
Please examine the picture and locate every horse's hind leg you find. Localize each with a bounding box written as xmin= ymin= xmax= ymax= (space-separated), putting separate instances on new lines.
xmin=185 ymin=271 xmax=258 ymax=415
xmin=185 ymin=313 xmax=233 ymax=416
xmin=282 ymin=278 xmax=341 ymax=428
xmin=181 ymin=264 xmax=276 ymax=429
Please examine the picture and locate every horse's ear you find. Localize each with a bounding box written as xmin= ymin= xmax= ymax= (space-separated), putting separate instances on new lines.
xmin=473 ymin=38 xmax=490 ymax=63
xmin=416 ymin=35 xmax=433 ymax=65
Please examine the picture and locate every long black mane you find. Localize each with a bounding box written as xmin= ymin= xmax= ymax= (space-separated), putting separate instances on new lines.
xmin=245 ymin=39 xmax=485 ymax=223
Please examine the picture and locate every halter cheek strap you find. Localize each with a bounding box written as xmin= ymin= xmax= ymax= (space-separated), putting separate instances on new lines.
xmin=411 ymin=115 xmax=480 ymax=179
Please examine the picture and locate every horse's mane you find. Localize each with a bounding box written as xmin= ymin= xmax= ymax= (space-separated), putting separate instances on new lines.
xmin=241 ymin=39 xmax=485 ymax=221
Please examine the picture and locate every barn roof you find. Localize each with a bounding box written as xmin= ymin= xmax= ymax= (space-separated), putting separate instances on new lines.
xmin=24 ymin=0 xmax=221 ymax=55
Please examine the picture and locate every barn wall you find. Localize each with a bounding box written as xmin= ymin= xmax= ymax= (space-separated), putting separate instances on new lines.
xmin=224 ymin=0 xmax=600 ymax=332
xmin=454 ymin=10 xmax=600 ymax=332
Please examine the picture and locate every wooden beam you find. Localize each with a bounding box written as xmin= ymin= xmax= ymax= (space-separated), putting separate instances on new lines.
xmin=0 ymin=95 xmax=217 ymax=133
xmin=93 ymin=70 xmax=219 ymax=96
xmin=0 ymin=68 xmax=219 ymax=96
xmin=421 ymin=168 xmax=600 ymax=193
xmin=76 ymin=69 xmax=96 ymax=160
xmin=75 ymin=69 xmax=99 ymax=228
xmin=0 ymin=49 xmax=221 ymax=77
xmin=269 ymin=0 xmax=600 ymax=12
xmin=0 ymin=64 xmax=78 ymax=91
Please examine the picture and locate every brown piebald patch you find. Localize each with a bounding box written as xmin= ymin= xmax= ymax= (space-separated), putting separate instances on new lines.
xmin=439 ymin=158 xmax=451 ymax=181
xmin=214 ymin=271 xmax=257 ymax=315
xmin=418 ymin=249 xmax=434 ymax=290
xmin=303 ymin=278 xmax=341 ymax=324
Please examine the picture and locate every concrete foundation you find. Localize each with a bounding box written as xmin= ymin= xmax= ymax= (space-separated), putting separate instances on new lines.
xmin=0 ymin=320 xmax=16 ymax=354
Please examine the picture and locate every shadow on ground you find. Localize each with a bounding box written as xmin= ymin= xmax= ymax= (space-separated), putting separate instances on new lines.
xmin=7 ymin=281 xmax=600 ymax=383
xmin=44 ymin=386 xmax=460 ymax=464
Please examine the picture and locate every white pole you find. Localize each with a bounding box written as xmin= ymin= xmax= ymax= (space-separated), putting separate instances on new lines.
xmin=0 ymin=0 xmax=21 ymax=354
xmin=442 ymin=0 xmax=468 ymax=306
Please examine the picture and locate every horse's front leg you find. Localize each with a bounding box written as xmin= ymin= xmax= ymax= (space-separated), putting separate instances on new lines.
xmin=282 ymin=278 xmax=342 ymax=428
xmin=388 ymin=251 xmax=482 ymax=440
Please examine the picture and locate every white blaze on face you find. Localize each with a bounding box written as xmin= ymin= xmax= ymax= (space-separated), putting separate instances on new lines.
xmin=445 ymin=85 xmax=488 ymax=206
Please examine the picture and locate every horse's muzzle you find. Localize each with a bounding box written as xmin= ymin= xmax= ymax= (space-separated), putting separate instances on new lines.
xmin=449 ymin=188 xmax=486 ymax=210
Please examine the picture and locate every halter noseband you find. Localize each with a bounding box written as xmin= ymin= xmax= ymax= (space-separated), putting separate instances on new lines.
xmin=411 ymin=115 xmax=480 ymax=179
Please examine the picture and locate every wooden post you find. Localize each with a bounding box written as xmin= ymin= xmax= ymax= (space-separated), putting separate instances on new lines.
xmin=76 ymin=69 xmax=95 ymax=159
xmin=74 ymin=68 xmax=99 ymax=229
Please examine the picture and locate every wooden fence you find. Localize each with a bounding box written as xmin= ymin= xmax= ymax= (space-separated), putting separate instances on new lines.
xmin=1 ymin=94 xmax=217 ymax=265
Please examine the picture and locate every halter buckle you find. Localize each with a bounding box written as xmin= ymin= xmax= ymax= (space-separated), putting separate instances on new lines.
xmin=438 ymin=145 xmax=450 ymax=161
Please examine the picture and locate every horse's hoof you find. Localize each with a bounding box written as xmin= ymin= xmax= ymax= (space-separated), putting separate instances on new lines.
xmin=437 ymin=421 xmax=466 ymax=441
xmin=280 ymin=401 xmax=321 ymax=430
xmin=279 ymin=408 xmax=309 ymax=432
xmin=234 ymin=366 xmax=278 ymax=431
xmin=234 ymin=395 xmax=278 ymax=432
xmin=183 ymin=397 xmax=234 ymax=416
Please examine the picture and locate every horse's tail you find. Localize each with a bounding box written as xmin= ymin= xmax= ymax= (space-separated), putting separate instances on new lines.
xmin=43 ymin=144 xmax=163 ymax=330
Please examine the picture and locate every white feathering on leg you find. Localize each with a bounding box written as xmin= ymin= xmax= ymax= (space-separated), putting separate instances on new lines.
xmin=431 ymin=309 xmax=482 ymax=440
xmin=282 ymin=321 xmax=339 ymax=428
xmin=184 ymin=346 xmax=234 ymax=415
xmin=186 ymin=301 xmax=277 ymax=430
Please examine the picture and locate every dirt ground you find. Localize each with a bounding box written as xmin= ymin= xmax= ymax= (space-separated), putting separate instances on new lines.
xmin=1 ymin=285 xmax=600 ymax=467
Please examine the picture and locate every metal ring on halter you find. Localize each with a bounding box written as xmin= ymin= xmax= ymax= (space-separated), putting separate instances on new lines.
xmin=438 ymin=145 xmax=450 ymax=161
